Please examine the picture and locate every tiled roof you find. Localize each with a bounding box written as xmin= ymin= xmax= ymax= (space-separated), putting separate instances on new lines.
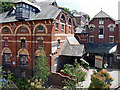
xmin=75 ymin=27 xmax=88 ymax=34
xmin=0 ymin=1 xmax=62 ymax=23
xmin=85 ymin=43 xmax=116 ymax=54
xmin=91 ymin=10 xmax=115 ymax=21
xmin=59 ymin=36 xmax=85 ymax=57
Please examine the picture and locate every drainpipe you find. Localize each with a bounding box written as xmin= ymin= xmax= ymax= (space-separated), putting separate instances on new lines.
xmin=30 ymin=22 xmax=33 ymax=77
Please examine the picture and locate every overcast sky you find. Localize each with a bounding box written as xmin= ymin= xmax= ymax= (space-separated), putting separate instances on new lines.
xmin=36 ymin=0 xmax=120 ymax=20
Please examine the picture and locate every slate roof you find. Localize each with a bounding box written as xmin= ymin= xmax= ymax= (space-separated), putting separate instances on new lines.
xmin=59 ymin=36 xmax=85 ymax=57
xmin=0 ymin=1 xmax=62 ymax=23
xmin=91 ymin=10 xmax=115 ymax=21
xmin=75 ymin=27 xmax=88 ymax=34
xmin=14 ymin=0 xmax=41 ymax=11
xmin=71 ymin=10 xmax=88 ymax=17
xmin=85 ymin=43 xmax=116 ymax=54
xmin=28 ymin=2 xmax=61 ymax=21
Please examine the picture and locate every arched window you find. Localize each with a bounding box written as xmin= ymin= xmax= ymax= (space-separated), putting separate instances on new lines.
xmin=109 ymin=26 xmax=114 ymax=31
xmin=20 ymin=55 xmax=28 ymax=67
xmin=3 ymin=53 xmax=11 ymax=65
xmin=61 ymin=14 xmax=65 ymax=21
xmin=68 ymin=18 xmax=71 ymax=24
xmin=20 ymin=26 xmax=26 ymax=32
xmin=37 ymin=25 xmax=44 ymax=32
xmin=89 ymin=27 xmax=94 ymax=31
xmin=4 ymin=27 xmax=9 ymax=32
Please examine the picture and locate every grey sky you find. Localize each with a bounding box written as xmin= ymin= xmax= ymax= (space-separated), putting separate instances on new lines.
xmin=36 ymin=0 xmax=120 ymax=20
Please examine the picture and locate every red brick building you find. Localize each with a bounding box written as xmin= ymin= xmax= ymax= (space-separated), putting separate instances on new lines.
xmin=0 ymin=0 xmax=78 ymax=77
xmin=87 ymin=10 xmax=119 ymax=43
xmin=84 ymin=10 xmax=120 ymax=68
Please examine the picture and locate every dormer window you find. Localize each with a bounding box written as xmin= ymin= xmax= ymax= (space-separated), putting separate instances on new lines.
xmin=15 ymin=0 xmax=41 ymax=20
xmin=15 ymin=3 xmax=37 ymax=20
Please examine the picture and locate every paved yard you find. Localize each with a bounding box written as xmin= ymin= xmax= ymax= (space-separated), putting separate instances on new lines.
xmin=78 ymin=68 xmax=120 ymax=88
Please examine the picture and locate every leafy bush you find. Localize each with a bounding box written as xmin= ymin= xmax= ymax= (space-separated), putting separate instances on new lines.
xmin=0 ymin=66 xmax=14 ymax=89
xmin=61 ymin=59 xmax=87 ymax=88
xmin=13 ymin=78 xmax=31 ymax=90
xmin=89 ymin=69 xmax=114 ymax=90
xmin=80 ymin=60 xmax=90 ymax=70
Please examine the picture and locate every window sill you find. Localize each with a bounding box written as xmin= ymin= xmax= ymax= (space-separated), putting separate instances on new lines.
xmin=5 ymin=45 xmax=8 ymax=47
xmin=57 ymin=46 xmax=60 ymax=49
xmin=55 ymin=28 xmax=59 ymax=30
xmin=37 ymin=30 xmax=44 ymax=32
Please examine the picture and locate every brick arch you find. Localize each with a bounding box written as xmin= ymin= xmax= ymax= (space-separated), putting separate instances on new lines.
xmin=0 ymin=25 xmax=13 ymax=35
xmin=33 ymin=23 xmax=48 ymax=35
xmin=17 ymin=49 xmax=29 ymax=58
xmin=1 ymin=47 xmax=12 ymax=56
xmin=14 ymin=24 xmax=31 ymax=35
xmin=35 ymin=50 xmax=41 ymax=56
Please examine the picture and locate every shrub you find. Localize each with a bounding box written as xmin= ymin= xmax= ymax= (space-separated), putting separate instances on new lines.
xmin=89 ymin=69 xmax=113 ymax=90
xmin=13 ymin=78 xmax=31 ymax=90
xmin=61 ymin=59 xmax=87 ymax=88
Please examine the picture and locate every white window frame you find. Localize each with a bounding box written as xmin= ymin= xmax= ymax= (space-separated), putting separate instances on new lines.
xmin=89 ymin=36 xmax=94 ymax=43
xmin=109 ymin=36 xmax=114 ymax=43
xmin=99 ymin=19 xmax=104 ymax=24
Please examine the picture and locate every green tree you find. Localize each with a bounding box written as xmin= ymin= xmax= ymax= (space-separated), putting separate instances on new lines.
xmin=33 ymin=49 xmax=51 ymax=88
xmin=62 ymin=7 xmax=71 ymax=14
xmin=61 ymin=59 xmax=87 ymax=88
xmin=0 ymin=0 xmax=36 ymax=13
xmin=88 ymin=15 xmax=90 ymax=21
